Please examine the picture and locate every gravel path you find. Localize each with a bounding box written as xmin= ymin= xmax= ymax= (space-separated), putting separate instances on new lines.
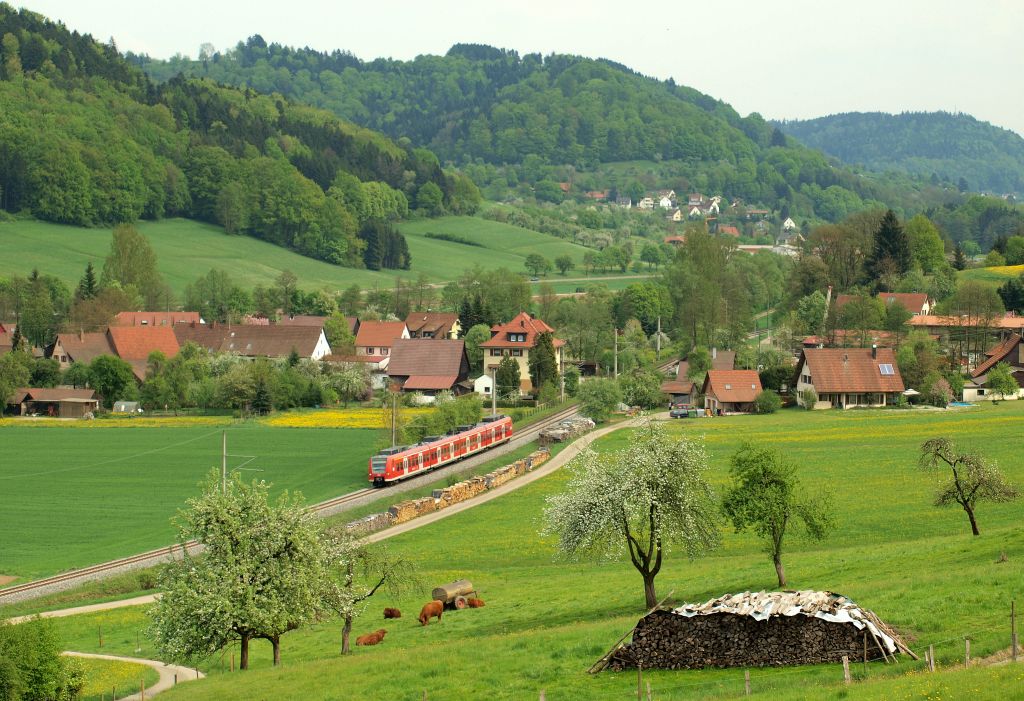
xmin=63 ymin=651 xmax=204 ymax=700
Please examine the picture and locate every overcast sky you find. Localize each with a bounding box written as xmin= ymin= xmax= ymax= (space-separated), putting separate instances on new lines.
xmin=21 ymin=0 xmax=1024 ymax=136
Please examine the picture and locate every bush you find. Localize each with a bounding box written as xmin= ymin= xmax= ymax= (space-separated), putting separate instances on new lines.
xmin=754 ymin=390 xmax=782 ymax=414
xmin=799 ymin=388 xmax=818 ymax=410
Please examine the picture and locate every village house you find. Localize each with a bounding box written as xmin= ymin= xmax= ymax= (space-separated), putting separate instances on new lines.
xmin=663 ymin=235 xmax=686 ymax=247
xmin=387 ymin=339 xmax=470 ymax=400
xmin=7 ymin=388 xmax=99 ymax=418
xmin=667 ymin=209 xmax=684 ymax=222
xmin=719 ymin=225 xmax=741 ymax=238
xmin=964 ymin=334 xmax=1024 ymax=400
xmin=661 ymin=349 xmax=735 ymax=404
xmin=584 ymin=190 xmax=609 ymax=201
xmin=404 ymin=312 xmax=461 ymax=340
xmin=173 ymin=324 xmax=331 ymax=361
xmin=50 ymin=326 xmax=181 ymax=381
xmin=793 ymin=347 xmax=905 ymax=409
xmin=878 ymin=293 xmax=932 ymax=316
xmin=113 ymin=311 xmax=203 ymax=327
xmin=701 ymin=370 xmax=762 ymax=414
xmin=782 ymin=217 xmax=797 ymax=232
xmin=637 ymin=197 xmax=655 ymax=210
xmin=354 ymin=321 xmax=410 ymax=364
xmin=614 ymin=196 xmax=632 ymax=208
xmin=479 ymin=312 xmax=564 ymax=394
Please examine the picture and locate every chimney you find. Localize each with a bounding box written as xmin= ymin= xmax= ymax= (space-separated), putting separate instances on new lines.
xmin=79 ymin=329 xmax=84 ymax=342
xmin=872 ymin=344 xmax=877 ymax=359
xmin=712 ymin=347 xmax=717 ymax=360
xmin=843 ymin=353 xmax=849 ymax=363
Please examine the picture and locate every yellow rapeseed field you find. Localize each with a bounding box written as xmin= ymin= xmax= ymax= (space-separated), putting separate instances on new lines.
xmin=264 ymin=408 xmax=432 ymax=429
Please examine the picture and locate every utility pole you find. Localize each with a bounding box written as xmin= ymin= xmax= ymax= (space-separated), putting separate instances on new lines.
xmin=656 ymin=316 xmax=661 ymax=361
xmin=613 ymin=329 xmax=619 ymax=377
xmin=490 ymin=366 xmax=497 ymax=416
xmin=221 ymin=431 xmax=227 ymax=494
xmin=391 ymin=390 xmax=398 ymax=447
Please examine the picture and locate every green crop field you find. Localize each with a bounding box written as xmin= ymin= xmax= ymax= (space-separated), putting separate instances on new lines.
xmin=0 ymin=423 xmax=378 ymax=582
xmin=34 ymin=402 xmax=1024 ymax=700
xmin=0 ymin=215 xmax=594 ymax=295
xmin=958 ymin=264 xmax=1024 ymax=287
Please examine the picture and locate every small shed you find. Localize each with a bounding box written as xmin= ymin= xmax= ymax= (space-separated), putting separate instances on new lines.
xmin=9 ymin=388 xmax=99 ymax=418
xmin=604 ymin=591 xmax=914 ymax=670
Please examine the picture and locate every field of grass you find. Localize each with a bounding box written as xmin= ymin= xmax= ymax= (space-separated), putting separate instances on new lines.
xmin=0 ymin=423 xmax=379 ymax=581
xmin=75 ymin=657 xmax=159 ymax=701
xmin=33 ymin=402 xmax=1024 ymax=699
xmin=959 ymin=263 xmax=1024 ymax=286
xmin=0 ymin=215 xmax=596 ymax=296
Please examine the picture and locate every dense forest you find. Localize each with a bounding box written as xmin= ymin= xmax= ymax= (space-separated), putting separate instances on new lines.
xmin=777 ymin=112 xmax=1024 ymax=196
xmin=0 ymin=4 xmax=478 ymax=269
xmin=133 ymin=39 xmax=949 ymax=223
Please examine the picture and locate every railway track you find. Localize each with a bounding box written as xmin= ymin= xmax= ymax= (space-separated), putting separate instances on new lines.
xmin=0 ymin=403 xmax=581 ymax=605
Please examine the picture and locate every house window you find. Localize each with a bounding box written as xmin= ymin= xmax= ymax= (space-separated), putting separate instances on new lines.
xmin=423 ymin=331 xmax=433 ymax=338
xmin=506 ymin=333 xmax=526 ymax=342
xmin=383 ymin=349 xmax=389 ymax=356
xmin=490 ymin=349 xmax=500 ymax=356
xmin=367 ymin=347 xmax=375 ymax=355
xmin=512 ymin=349 xmax=522 ymax=357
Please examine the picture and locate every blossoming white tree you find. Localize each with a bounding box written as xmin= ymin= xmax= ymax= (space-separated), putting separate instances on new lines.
xmin=542 ymin=421 xmax=719 ymax=608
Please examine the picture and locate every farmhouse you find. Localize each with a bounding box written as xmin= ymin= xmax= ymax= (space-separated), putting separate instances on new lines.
xmin=7 ymin=388 xmax=99 ymax=418
xmin=387 ymin=339 xmax=470 ymax=398
xmin=701 ymin=370 xmax=762 ymax=413
xmin=605 ymin=591 xmax=912 ymax=670
xmin=404 ymin=312 xmax=461 ymax=340
xmin=661 ymin=349 xmax=736 ymax=404
xmin=794 ymin=347 xmax=905 ymax=409
xmin=354 ymin=321 xmax=410 ymax=364
xmin=50 ymin=326 xmax=181 ymax=380
xmin=965 ymin=334 xmax=1024 ymax=400
xmin=479 ymin=312 xmax=564 ymax=393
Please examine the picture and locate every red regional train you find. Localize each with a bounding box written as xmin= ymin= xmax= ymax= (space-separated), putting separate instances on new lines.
xmin=368 ymin=414 xmax=514 ymax=487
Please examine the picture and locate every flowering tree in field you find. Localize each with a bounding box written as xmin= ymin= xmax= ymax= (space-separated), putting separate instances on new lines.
xmin=149 ymin=472 xmax=331 ymax=669
xmin=542 ymin=421 xmax=719 ymax=608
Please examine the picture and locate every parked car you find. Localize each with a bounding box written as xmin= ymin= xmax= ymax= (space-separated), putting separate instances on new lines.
xmin=669 ymin=404 xmax=697 ymax=418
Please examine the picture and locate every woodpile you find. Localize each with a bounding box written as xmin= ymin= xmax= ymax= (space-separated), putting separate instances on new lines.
xmin=539 ymin=417 xmax=595 ymax=445
xmin=604 ymin=591 xmax=913 ymax=671
xmin=344 ymin=448 xmax=552 ymax=533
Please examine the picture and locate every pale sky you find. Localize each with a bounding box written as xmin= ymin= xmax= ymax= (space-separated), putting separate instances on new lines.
xmin=20 ymin=0 xmax=1024 ymax=137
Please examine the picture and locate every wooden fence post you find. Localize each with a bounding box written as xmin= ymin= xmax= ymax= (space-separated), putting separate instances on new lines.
xmin=928 ymin=645 xmax=935 ymax=672
xmin=965 ymin=637 xmax=971 ymax=667
xmin=744 ymin=669 xmax=751 ymax=695
xmin=99 ymin=625 xmax=103 ymax=647
xmin=140 ymin=679 xmax=145 ymax=701
xmin=637 ymin=662 xmax=643 ymax=701
xmin=1013 ymin=600 xmax=1018 ymax=663
xmin=863 ymin=632 xmax=868 ymax=673
xmin=842 ymin=655 xmax=851 ymax=685
xmin=646 ymin=680 xmax=652 ymax=701
xmin=539 ymin=690 xmax=546 ymax=701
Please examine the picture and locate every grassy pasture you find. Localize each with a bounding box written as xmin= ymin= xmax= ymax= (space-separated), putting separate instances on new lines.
xmin=0 ymin=423 xmax=378 ymax=581
xmin=0 ymin=215 xmax=595 ymax=296
xmin=959 ymin=263 xmax=1024 ymax=287
xmin=37 ymin=402 xmax=1024 ymax=699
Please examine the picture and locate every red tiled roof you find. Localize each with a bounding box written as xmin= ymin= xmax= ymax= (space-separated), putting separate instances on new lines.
xmin=108 ymin=326 xmax=180 ymax=360
xmin=879 ymin=293 xmax=928 ymax=313
xmin=972 ymin=334 xmax=1022 ymax=378
xmin=14 ymin=388 xmax=96 ymax=402
xmin=355 ymin=321 xmax=408 ymax=348
xmin=54 ymin=332 xmax=116 ymax=364
xmin=909 ymin=315 xmax=1024 ymax=330
xmin=113 ymin=311 xmax=201 ymax=327
xmin=834 ymin=294 xmax=855 ymax=311
xmin=798 ymin=348 xmax=905 ymax=393
xmin=403 ymin=375 xmax=459 ymax=390
xmin=719 ymin=225 xmax=741 ymax=237
xmin=174 ymin=325 xmax=325 ymax=358
xmin=701 ymin=370 xmax=762 ymax=403
xmin=276 ymin=315 xmax=327 ymax=327
xmin=479 ymin=312 xmax=564 ymax=349
xmin=660 ymin=381 xmax=694 ymax=394
xmin=664 ymin=235 xmax=686 ymax=245
xmin=387 ymin=339 xmax=467 ymax=387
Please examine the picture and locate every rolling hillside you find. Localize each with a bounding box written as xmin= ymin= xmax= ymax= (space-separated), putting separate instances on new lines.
xmin=777 ymin=112 xmax=1024 ymax=195
xmin=0 ymin=216 xmax=596 ymax=294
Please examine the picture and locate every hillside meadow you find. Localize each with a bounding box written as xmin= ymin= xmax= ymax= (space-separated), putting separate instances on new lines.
xmin=0 ymin=215 xmax=597 ymax=295
xmin=35 ymin=402 xmax=1024 ymax=700
xmin=959 ymin=263 xmax=1024 ymax=287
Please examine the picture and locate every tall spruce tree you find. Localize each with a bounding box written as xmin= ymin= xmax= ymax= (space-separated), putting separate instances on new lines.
xmin=529 ymin=331 xmax=558 ymax=391
xmin=864 ymin=209 xmax=912 ymax=286
xmin=953 ymin=241 xmax=967 ymax=271
xmin=77 ymin=262 xmax=98 ymax=300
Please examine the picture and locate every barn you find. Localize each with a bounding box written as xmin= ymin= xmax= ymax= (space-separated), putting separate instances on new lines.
xmin=603 ymin=591 xmax=913 ymax=670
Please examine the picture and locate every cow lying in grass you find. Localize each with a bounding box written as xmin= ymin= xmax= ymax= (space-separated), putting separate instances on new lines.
xmin=356 ymin=629 xmax=387 ymax=646
xmin=418 ymin=600 xmax=444 ymax=626
xmin=467 ymin=598 xmax=486 ymax=608
xmin=383 ymin=607 xmax=402 ymax=619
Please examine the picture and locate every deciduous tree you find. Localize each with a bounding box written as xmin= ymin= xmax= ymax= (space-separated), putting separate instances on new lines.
xmin=985 ymin=362 xmax=1020 ymax=403
xmin=576 ymin=377 xmax=622 ymax=423
xmin=918 ymin=438 xmax=1018 ymax=536
xmin=722 ymin=443 xmax=835 ymax=586
xmin=542 ymin=421 xmax=719 ymax=608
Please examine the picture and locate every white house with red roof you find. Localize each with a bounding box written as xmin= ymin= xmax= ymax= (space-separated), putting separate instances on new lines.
xmin=479 ymin=312 xmax=564 ymax=393
xmin=793 ymin=347 xmax=905 ymax=409
xmin=354 ymin=321 xmax=409 ymax=369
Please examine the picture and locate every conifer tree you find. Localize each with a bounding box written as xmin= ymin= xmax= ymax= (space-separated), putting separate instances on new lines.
xmin=864 ymin=209 xmax=912 ymax=285
xmin=77 ymin=262 xmax=98 ymax=300
xmin=953 ymin=241 xmax=967 ymax=271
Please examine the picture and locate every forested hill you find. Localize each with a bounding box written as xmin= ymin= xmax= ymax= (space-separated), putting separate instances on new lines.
xmin=777 ymin=112 xmax=1024 ymax=196
xmin=0 ymin=5 xmax=474 ymax=270
xmin=134 ymin=39 xmax=946 ymax=222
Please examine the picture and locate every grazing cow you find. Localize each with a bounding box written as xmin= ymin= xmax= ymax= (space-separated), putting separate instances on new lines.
xmin=418 ymin=600 xmax=444 ymax=626
xmin=356 ymin=629 xmax=388 ymax=646
xmin=467 ymin=598 xmax=486 ymax=608
xmin=383 ymin=607 xmax=402 ymax=619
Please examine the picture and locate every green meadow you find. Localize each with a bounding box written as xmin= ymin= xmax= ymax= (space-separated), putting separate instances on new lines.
xmin=34 ymin=402 xmax=1024 ymax=699
xmin=0 ymin=423 xmax=378 ymax=581
xmin=959 ymin=263 xmax=1024 ymax=287
xmin=0 ymin=215 xmax=595 ymax=295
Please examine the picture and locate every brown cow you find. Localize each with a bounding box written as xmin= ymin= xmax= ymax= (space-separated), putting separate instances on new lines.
xmin=467 ymin=598 xmax=486 ymax=608
xmin=383 ymin=607 xmax=402 ymax=619
xmin=418 ymin=600 xmax=444 ymax=626
xmin=356 ymin=629 xmax=387 ymax=646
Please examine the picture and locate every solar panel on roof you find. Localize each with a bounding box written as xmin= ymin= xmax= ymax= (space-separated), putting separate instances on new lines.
xmin=879 ymin=363 xmax=894 ymax=375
